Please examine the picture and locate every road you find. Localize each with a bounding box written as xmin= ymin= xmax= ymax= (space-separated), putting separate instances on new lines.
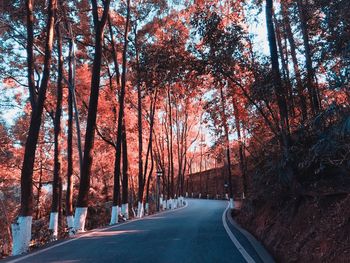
xmin=7 ymin=199 xmax=264 ymax=263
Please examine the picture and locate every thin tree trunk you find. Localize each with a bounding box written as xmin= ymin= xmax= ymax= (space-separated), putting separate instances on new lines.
xmin=232 ymin=97 xmax=247 ymax=198
xmin=266 ymin=0 xmax=295 ymax=188
xmin=274 ymin=13 xmax=295 ymax=118
xmin=164 ymin=108 xmax=171 ymax=200
xmin=121 ymin=119 xmax=129 ymax=218
xmin=136 ymin=33 xmax=144 ymax=214
xmin=26 ymin=0 xmax=36 ymax=109
xmin=219 ymin=85 xmax=233 ymax=208
xmin=281 ymin=1 xmax=308 ymax=121
xmin=141 ymin=90 xmax=158 ymax=215
xmin=66 ymin=37 xmax=74 ymax=228
xmin=62 ymin=10 xmax=83 ymax=174
xmin=167 ymin=87 xmax=175 ymax=199
xmin=296 ymin=0 xmax=320 ymax=115
xmin=266 ymin=0 xmax=290 ymax=149
xmin=36 ymin=148 xmax=43 ymax=219
xmin=49 ymin=18 xmax=63 ymax=239
xmin=145 ymin=148 xmax=154 ymax=212
xmin=111 ymin=0 xmax=130 ymax=223
xmin=63 ymin=11 xmax=75 ymax=233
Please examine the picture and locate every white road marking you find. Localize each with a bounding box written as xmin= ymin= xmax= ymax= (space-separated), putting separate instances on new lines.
xmin=7 ymin=201 xmax=188 ymax=263
xmin=222 ymin=203 xmax=256 ymax=263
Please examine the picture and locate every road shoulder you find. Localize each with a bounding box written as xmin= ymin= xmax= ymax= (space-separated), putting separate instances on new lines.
xmin=223 ymin=204 xmax=275 ymax=263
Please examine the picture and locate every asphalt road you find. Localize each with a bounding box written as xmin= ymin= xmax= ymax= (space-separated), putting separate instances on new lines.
xmin=7 ymin=199 xmax=254 ymax=263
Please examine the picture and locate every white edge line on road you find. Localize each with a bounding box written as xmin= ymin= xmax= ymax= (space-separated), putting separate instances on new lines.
xmin=7 ymin=200 xmax=189 ymax=263
xmin=222 ymin=203 xmax=256 ymax=263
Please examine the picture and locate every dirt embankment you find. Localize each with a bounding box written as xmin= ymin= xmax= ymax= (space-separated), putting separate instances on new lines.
xmin=235 ymin=178 xmax=350 ymax=263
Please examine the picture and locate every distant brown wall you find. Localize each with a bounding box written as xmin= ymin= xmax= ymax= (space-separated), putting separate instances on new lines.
xmin=186 ymin=165 xmax=243 ymax=199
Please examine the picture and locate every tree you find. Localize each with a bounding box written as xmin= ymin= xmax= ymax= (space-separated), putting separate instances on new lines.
xmin=296 ymin=0 xmax=321 ymax=115
xmin=11 ymin=0 xmax=57 ymax=255
xmin=266 ymin=0 xmax=294 ymax=186
xmin=48 ymin=14 xmax=63 ymax=240
xmin=74 ymin=0 xmax=110 ymax=232
xmin=110 ymin=0 xmax=130 ymax=224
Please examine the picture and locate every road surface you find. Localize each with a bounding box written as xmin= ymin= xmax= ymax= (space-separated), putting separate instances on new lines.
xmin=7 ymin=199 xmax=266 ymax=263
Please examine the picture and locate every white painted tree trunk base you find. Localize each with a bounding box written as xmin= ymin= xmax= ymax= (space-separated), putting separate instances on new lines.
xmin=49 ymin=212 xmax=58 ymax=240
xmin=179 ymin=196 xmax=184 ymax=206
xmin=121 ymin=203 xmax=129 ymax=220
xmin=167 ymin=199 xmax=172 ymax=209
xmin=110 ymin=206 xmax=119 ymax=225
xmin=145 ymin=203 xmax=149 ymax=215
xmin=162 ymin=200 xmax=166 ymax=210
xmin=66 ymin=215 xmax=74 ymax=236
xmin=229 ymin=198 xmax=234 ymax=209
xmin=159 ymin=197 xmax=163 ymax=210
xmin=225 ymin=193 xmax=229 ymax=200
xmin=137 ymin=202 xmax=144 ymax=218
xmin=11 ymin=216 xmax=32 ymax=256
xmin=199 ymin=193 xmax=202 ymax=199
xmin=74 ymin=207 xmax=88 ymax=233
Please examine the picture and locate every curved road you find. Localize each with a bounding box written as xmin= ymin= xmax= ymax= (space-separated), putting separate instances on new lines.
xmin=7 ymin=199 xmax=260 ymax=263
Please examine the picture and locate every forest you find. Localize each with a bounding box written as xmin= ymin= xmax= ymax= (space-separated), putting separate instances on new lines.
xmin=0 ymin=0 xmax=349 ymax=262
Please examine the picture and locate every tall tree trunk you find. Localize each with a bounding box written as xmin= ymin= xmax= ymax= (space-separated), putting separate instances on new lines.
xmin=219 ymin=85 xmax=234 ymax=208
xmin=26 ymin=0 xmax=36 ymax=109
xmin=266 ymin=0 xmax=290 ymax=146
xmin=164 ymin=107 xmax=171 ymax=201
xmin=121 ymin=119 xmax=129 ymax=219
xmin=274 ymin=13 xmax=295 ymax=118
xmin=66 ymin=33 xmax=74 ymax=233
xmin=62 ymin=2 xmax=83 ymax=177
xmin=143 ymin=90 xmax=157 ymax=212
xmin=167 ymin=87 xmax=174 ymax=200
xmin=111 ymin=0 xmax=130 ymax=225
xmin=232 ymin=97 xmax=247 ymax=198
xmin=75 ymin=0 xmax=110 ymax=232
xmin=108 ymin=14 xmax=129 ymax=219
xmin=36 ymin=148 xmax=43 ymax=220
xmin=281 ymin=1 xmax=308 ymax=122
xmin=49 ymin=19 xmax=63 ymax=240
xmin=296 ymin=0 xmax=320 ymax=115
xmin=266 ymin=0 xmax=294 ymax=187
xmin=136 ymin=34 xmax=144 ymax=217
xmin=145 ymin=148 xmax=154 ymax=215
xmin=13 ymin=0 xmax=57 ymax=256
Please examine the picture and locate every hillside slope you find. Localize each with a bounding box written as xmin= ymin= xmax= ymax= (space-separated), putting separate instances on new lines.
xmin=236 ymin=113 xmax=350 ymax=262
